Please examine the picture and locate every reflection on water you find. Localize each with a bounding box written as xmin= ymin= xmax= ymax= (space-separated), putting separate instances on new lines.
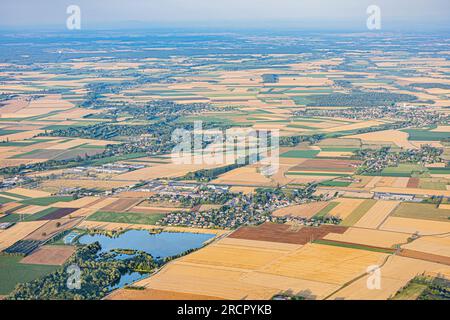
xmin=78 ymin=230 xmax=215 ymax=259
xmin=78 ymin=230 xmax=215 ymax=290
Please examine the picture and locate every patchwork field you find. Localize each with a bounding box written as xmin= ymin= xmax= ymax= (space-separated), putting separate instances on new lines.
xmin=20 ymin=245 xmax=75 ymax=265
xmin=354 ymin=200 xmax=400 ymax=229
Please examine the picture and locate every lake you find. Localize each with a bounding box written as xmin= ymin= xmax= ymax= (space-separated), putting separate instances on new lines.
xmin=78 ymin=230 xmax=215 ymax=260
xmin=78 ymin=229 xmax=216 ymax=291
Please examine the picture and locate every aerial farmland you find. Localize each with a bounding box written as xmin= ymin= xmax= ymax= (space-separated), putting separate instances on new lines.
xmin=0 ymin=7 xmax=449 ymax=303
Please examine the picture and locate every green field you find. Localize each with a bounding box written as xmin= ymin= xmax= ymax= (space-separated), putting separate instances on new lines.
xmin=391 ymin=203 xmax=450 ymax=222
xmin=0 ymin=129 xmax=22 ymax=136
xmin=370 ymin=164 xmax=428 ymax=177
xmin=402 ymin=129 xmax=449 ymax=141
xmin=0 ymin=196 xmax=15 ymax=204
xmin=314 ymin=202 xmax=339 ymax=218
xmin=340 ymin=199 xmax=377 ymax=226
xmin=280 ymin=150 xmax=320 ymax=158
xmin=0 ymin=207 xmax=59 ymax=223
xmin=319 ymin=180 xmax=352 ymax=187
xmin=86 ymin=211 xmax=165 ymax=225
xmin=391 ymin=282 xmax=427 ymax=300
xmin=0 ymin=191 xmax=30 ymax=200
xmin=21 ymin=196 xmax=74 ymax=206
xmin=428 ymin=167 xmax=450 ymax=175
xmin=313 ymin=239 xmax=394 ymax=254
xmin=0 ymin=255 xmax=59 ymax=295
xmin=418 ymin=178 xmax=448 ymax=190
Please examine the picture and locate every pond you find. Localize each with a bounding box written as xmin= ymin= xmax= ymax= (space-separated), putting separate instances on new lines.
xmin=78 ymin=229 xmax=215 ymax=260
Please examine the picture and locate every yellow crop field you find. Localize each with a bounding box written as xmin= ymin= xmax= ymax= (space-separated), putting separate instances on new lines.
xmin=6 ymin=188 xmax=51 ymax=198
xmin=323 ymin=120 xmax=383 ymax=133
xmin=213 ymin=167 xmax=272 ymax=185
xmin=402 ymin=235 xmax=450 ymax=257
xmin=51 ymin=196 xmax=102 ymax=208
xmin=354 ymin=200 xmax=399 ymax=229
xmin=392 ymin=177 xmax=410 ymax=188
xmin=273 ymin=202 xmax=329 ymax=218
xmin=14 ymin=205 xmax=48 ymax=215
xmin=380 ymin=217 xmax=450 ymax=235
xmin=328 ymin=256 xmax=449 ymax=300
xmin=347 ymin=129 xmax=416 ymax=149
xmin=323 ymin=227 xmax=409 ymax=248
xmin=182 ymin=242 xmax=289 ymax=270
xmin=0 ymin=221 xmax=47 ymax=250
xmin=117 ymin=163 xmax=224 ymax=181
xmin=261 ymin=243 xmax=387 ymax=285
xmin=328 ymin=198 xmax=365 ymax=219
xmin=136 ymin=262 xmax=278 ymax=300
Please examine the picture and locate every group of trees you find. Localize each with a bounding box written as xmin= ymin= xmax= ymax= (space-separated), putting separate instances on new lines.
xmin=7 ymin=242 xmax=157 ymax=300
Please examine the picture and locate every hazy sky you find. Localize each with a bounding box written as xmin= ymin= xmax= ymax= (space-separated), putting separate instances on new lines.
xmin=1 ymin=0 xmax=449 ymax=30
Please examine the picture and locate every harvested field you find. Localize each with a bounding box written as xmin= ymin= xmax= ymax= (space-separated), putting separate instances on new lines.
xmin=116 ymin=163 xmax=225 ymax=181
xmin=380 ymin=217 xmax=450 ymax=235
xmin=347 ymin=129 xmax=416 ymax=149
xmin=340 ymin=199 xmax=377 ymax=226
xmin=229 ymin=186 xmax=256 ymax=194
xmin=106 ymin=288 xmax=223 ymax=300
xmin=272 ymin=202 xmax=329 ymax=218
xmin=25 ymin=218 xmax=83 ymax=241
xmin=354 ymin=200 xmax=400 ymax=229
xmin=85 ymin=197 xmax=119 ymax=210
xmin=402 ymin=235 xmax=450 ymax=257
xmin=100 ymin=198 xmax=142 ymax=212
xmin=51 ymin=196 xmax=101 ymax=208
xmin=213 ymin=167 xmax=272 ymax=186
xmin=6 ymin=188 xmax=50 ymax=198
xmin=261 ymin=243 xmax=387 ymax=285
xmin=40 ymin=179 xmax=136 ymax=190
xmin=69 ymin=208 xmax=97 ymax=218
xmin=136 ymin=262 xmax=278 ymax=300
xmin=324 ymin=227 xmax=409 ymax=248
xmin=290 ymin=159 xmax=361 ymax=173
xmin=328 ymin=256 xmax=448 ymax=300
xmin=328 ymin=198 xmax=365 ymax=219
xmin=20 ymin=245 xmax=76 ymax=265
xmin=14 ymin=205 xmax=48 ymax=215
xmin=182 ymin=241 xmax=292 ymax=270
xmin=229 ymin=222 xmax=347 ymax=245
xmin=391 ymin=177 xmax=410 ymax=188
xmin=324 ymin=120 xmax=383 ymax=133
xmin=0 ymin=221 xmax=47 ymax=251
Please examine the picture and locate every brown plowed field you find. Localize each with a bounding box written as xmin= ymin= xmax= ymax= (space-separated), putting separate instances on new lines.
xmin=407 ymin=177 xmax=420 ymax=188
xmin=228 ymin=222 xmax=348 ymax=245
xmin=399 ymin=249 xmax=450 ymax=266
xmin=38 ymin=208 xmax=78 ymax=220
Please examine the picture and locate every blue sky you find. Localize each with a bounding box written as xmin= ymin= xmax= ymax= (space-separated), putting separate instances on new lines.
xmin=0 ymin=0 xmax=449 ymax=31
